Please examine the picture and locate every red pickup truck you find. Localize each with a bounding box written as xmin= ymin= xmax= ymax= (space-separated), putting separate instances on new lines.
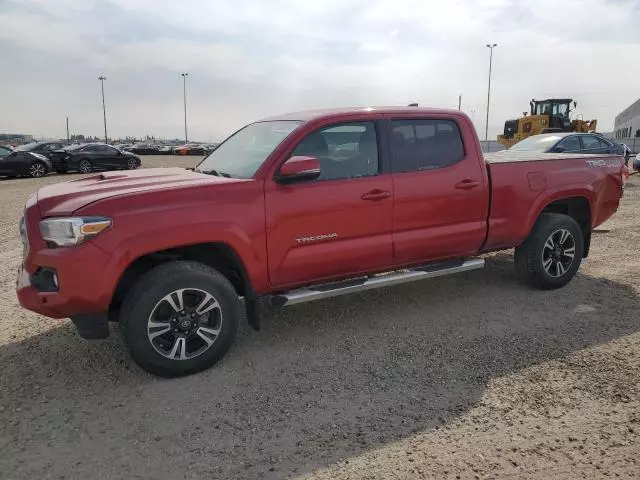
xmin=17 ymin=107 xmax=625 ymax=377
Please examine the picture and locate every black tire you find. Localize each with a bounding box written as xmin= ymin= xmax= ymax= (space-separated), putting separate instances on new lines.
xmin=120 ymin=261 xmax=240 ymax=377
xmin=28 ymin=161 xmax=47 ymax=178
xmin=514 ymin=213 xmax=584 ymax=290
xmin=78 ymin=159 xmax=92 ymax=174
xmin=127 ymin=157 xmax=140 ymax=170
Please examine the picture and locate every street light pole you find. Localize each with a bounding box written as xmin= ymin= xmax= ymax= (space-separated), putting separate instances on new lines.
xmin=98 ymin=75 xmax=108 ymax=144
xmin=485 ymin=43 xmax=497 ymax=152
xmin=181 ymin=73 xmax=189 ymax=144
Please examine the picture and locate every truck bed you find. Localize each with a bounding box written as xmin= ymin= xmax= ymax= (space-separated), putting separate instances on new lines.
xmin=482 ymin=151 xmax=624 ymax=253
xmin=484 ymin=150 xmax=618 ymax=164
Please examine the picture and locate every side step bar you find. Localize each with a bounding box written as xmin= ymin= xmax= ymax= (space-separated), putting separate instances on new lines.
xmin=271 ymin=258 xmax=484 ymax=307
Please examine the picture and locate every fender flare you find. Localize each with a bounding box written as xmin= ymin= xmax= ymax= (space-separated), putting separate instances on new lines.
xmin=94 ymin=221 xmax=267 ymax=309
xmin=519 ymin=184 xmax=595 ymax=244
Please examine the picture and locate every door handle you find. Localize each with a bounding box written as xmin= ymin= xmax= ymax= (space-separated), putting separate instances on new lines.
xmin=361 ymin=189 xmax=391 ymax=201
xmin=454 ymin=179 xmax=480 ymax=190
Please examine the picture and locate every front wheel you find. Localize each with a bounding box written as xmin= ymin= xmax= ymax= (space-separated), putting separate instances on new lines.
xmin=120 ymin=261 xmax=240 ymax=377
xmin=127 ymin=157 xmax=140 ymax=170
xmin=29 ymin=161 xmax=47 ymax=178
xmin=514 ymin=213 xmax=584 ymax=290
xmin=78 ymin=159 xmax=92 ymax=174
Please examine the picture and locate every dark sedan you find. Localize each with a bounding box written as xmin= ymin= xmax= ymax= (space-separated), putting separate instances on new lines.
xmin=0 ymin=144 xmax=52 ymax=178
xmin=51 ymin=143 xmax=141 ymax=173
xmin=509 ymin=132 xmax=625 ymax=155
xmin=126 ymin=144 xmax=159 ymax=155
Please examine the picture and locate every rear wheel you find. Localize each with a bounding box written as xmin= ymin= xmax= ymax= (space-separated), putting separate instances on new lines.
xmin=29 ymin=161 xmax=47 ymax=178
xmin=515 ymin=213 xmax=584 ymax=290
xmin=78 ymin=159 xmax=92 ymax=174
xmin=120 ymin=261 xmax=240 ymax=377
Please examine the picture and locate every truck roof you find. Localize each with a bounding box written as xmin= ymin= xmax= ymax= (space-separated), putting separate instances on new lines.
xmin=260 ymin=106 xmax=462 ymax=122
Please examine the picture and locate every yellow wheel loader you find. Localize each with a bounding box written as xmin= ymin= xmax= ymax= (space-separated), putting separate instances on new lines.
xmin=497 ymin=99 xmax=597 ymax=149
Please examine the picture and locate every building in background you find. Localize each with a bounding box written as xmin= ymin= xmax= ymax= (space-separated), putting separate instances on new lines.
xmin=614 ymin=98 xmax=640 ymax=140
xmin=0 ymin=133 xmax=34 ymax=145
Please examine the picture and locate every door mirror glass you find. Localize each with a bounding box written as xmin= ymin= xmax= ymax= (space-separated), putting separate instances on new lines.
xmin=552 ymin=145 xmax=566 ymax=153
xmin=278 ymin=156 xmax=321 ymax=183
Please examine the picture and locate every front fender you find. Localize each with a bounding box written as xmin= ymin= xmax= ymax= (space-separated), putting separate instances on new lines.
xmin=91 ymin=220 xmax=268 ymax=310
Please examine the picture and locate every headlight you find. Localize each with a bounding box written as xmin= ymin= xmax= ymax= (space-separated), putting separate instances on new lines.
xmin=40 ymin=217 xmax=112 ymax=247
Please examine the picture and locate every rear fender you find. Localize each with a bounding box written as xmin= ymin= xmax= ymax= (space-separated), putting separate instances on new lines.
xmin=519 ymin=185 xmax=595 ymax=244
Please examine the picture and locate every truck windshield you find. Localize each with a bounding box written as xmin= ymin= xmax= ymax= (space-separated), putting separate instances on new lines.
xmin=196 ymin=120 xmax=302 ymax=178
xmin=509 ymin=135 xmax=563 ymax=152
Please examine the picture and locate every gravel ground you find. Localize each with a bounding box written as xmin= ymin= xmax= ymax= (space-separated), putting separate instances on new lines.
xmin=0 ymin=157 xmax=638 ymax=480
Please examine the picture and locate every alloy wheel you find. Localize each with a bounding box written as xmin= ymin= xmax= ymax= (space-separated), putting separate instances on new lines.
xmin=541 ymin=228 xmax=576 ymax=278
xmin=147 ymin=288 xmax=223 ymax=361
xmin=29 ymin=163 xmax=46 ymax=178
xmin=79 ymin=160 xmax=91 ymax=173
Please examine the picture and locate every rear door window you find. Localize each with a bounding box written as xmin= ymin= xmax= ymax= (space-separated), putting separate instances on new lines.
xmin=390 ymin=119 xmax=465 ymax=173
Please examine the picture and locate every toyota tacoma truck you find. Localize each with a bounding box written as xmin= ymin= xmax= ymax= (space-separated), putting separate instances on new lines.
xmin=16 ymin=107 xmax=625 ymax=377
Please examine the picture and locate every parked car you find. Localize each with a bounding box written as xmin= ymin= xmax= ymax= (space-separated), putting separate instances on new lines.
xmin=509 ymin=132 xmax=625 ymax=155
xmin=50 ymin=143 xmax=141 ymax=173
xmin=157 ymin=145 xmax=174 ymax=155
xmin=16 ymin=106 xmax=624 ymax=377
xmin=114 ymin=144 xmax=133 ymax=152
xmin=14 ymin=141 xmax=68 ymax=159
xmin=173 ymin=143 xmax=207 ymax=156
xmin=0 ymin=144 xmax=51 ymax=178
xmin=127 ymin=144 xmax=159 ymax=155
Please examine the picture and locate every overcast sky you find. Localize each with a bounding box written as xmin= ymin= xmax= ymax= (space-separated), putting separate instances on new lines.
xmin=1 ymin=0 xmax=639 ymax=142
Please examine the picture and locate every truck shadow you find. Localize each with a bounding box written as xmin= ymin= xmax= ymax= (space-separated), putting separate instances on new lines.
xmin=1 ymin=253 xmax=639 ymax=479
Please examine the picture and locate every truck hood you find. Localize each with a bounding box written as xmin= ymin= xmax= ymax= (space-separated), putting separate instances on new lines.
xmin=36 ymin=167 xmax=239 ymax=217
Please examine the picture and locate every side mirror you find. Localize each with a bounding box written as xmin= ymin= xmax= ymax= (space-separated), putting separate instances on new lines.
xmin=277 ymin=156 xmax=321 ymax=183
xmin=552 ymin=146 xmax=566 ymax=153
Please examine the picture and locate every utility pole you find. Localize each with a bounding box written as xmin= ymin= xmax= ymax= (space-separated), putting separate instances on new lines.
xmin=485 ymin=44 xmax=497 ymax=152
xmin=66 ymin=117 xmax=69 ymax=142
xmin=458 ymin=95 xmax=462 ymax=111
xmin=181 ymin=73 xmax=189 ymax=144
xmin=98 ymin=75 xmax=108 ymax=144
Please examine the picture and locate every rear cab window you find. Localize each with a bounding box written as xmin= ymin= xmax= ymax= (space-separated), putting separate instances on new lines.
xmin=389 ymin=119 xmax=465 ymax=173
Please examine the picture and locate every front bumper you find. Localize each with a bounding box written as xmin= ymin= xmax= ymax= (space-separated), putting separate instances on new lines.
xmin=16 ymin=241 xmax=114 ymax=319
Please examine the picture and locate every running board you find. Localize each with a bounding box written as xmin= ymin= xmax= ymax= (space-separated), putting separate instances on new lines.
xmin=271 ymin=258 xmax=485 ymax=307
